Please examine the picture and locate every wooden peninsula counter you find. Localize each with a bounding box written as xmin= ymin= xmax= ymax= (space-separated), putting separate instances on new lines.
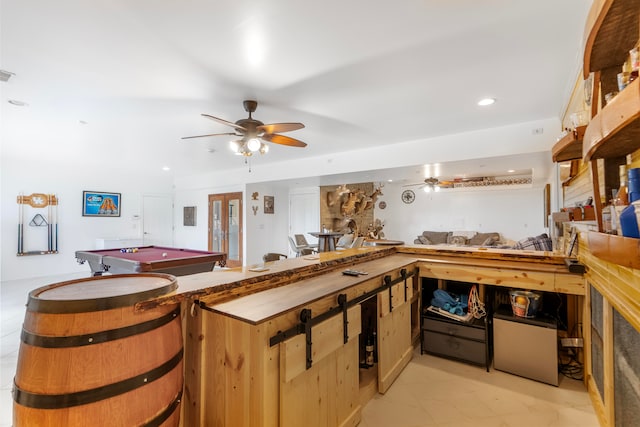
xmin=138 ymin=245 xmax=584 ymax=427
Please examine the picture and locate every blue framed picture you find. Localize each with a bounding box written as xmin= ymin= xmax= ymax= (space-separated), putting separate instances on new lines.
xmin=82 ymin=191 xmax=121 ymax=217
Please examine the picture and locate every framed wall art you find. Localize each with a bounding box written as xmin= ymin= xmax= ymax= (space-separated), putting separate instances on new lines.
xmin=183 ymin=206 xmax=196 ymax=226
xmin=82 ymin=191 xmax=121 ymax=217
xmin=264 ymin=196 xmax=274 ymax=214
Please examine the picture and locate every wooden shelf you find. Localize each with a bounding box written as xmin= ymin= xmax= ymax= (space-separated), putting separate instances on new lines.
xmin=583 ymin=0 xmax=640 ymax=79
xmin=583 ymin=77 xmax=640 ymax=162
xmin=587 ymin=231 xmax=640 ymax=269
xmin=552 ymin=126 xmax=586 ymax=162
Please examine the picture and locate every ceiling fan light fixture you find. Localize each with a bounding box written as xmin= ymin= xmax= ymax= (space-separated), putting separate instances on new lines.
xmin=259 ymin=142 xmax=269 ymax=154
xmin=247 ymin=137 xmax=261 ymax=152
xmin=229 ymin=140 xmax=242 ymax=153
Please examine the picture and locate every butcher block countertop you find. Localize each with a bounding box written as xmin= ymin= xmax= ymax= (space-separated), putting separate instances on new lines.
xmin=136 ymin=244 xmax=582 ymax=311
xmin=209 ymin=254 xmax=416 ymax=324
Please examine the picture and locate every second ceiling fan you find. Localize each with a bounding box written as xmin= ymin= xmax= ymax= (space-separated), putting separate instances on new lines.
xmin=182 ymin=100 xmax=307 ymax=156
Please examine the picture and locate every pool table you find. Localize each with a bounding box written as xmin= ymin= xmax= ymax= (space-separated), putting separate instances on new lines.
xmin=75 ymin=246 xmax=227 ymax=276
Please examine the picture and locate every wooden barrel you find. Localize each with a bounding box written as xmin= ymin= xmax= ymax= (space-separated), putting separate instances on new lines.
xmin=13 ymin=273 xmax=183 ymax=426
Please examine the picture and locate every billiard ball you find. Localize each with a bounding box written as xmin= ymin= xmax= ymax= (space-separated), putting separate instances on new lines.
xmin=120 ymin=249 xmax=126 ymax=253
xmin=162 ymin=252 xmax=167 ymax=257
xmin=132 ymin=248 xmax=138 ymax=253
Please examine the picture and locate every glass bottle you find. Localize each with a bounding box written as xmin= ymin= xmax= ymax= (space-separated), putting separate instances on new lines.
xmin=615 ymin=165 xmax=629 ymax=206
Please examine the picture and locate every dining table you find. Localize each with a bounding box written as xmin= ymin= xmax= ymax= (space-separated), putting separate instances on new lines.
xmin=308 ymin=231 xmax=345 ymax=252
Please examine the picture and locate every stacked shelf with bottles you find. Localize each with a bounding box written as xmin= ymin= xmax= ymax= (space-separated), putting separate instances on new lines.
xmin=581 ymin=0 xmax=640 ymax=266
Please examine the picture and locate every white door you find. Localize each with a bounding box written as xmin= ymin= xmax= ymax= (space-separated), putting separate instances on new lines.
xmin=142 ymin=194 xmax=174 ymax=246
xmin=289 ymin=189 xmax=320 ymax=254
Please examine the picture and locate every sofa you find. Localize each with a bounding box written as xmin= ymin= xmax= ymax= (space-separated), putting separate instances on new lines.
xmin=413 ymin=231 xmax=501 ymax=247
xmin=413 ymin=230 xmax=553 ymax=251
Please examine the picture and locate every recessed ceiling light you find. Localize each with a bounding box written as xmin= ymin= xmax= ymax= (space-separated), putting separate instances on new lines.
xmin=477 ymin=98 xmax=496 ymax=106
xmin=8 ymin=99 xmax=28 ymax=107
xmin=162 ymin=166 xmax=170 ymax=171
xmin=507 ymin=169 xmax=515 ymax=173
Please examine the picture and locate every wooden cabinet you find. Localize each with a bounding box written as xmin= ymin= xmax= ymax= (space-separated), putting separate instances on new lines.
xmin=419 ymin=278 xmax=491 ymax=371
xmin=421 ymin=314 xmax=489 ymax=369
xmin=576 ymin=2 xmax=640 ymax=417
xmin=189 ymin=256 xmax=416 ymax=427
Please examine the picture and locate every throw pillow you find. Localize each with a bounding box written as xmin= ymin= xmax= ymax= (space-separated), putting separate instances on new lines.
xmin=422 ymin=231 xmax=451 ymax=244
xmin=469 ymin=232 xmax=500 ymax=246
xmin=481 ymin=236 xmax=499 ymax=246
xmin=513 ymin=234 xmax=553 ymax=251
xmin=448 ymin=235 xmax=468 ymax=246
xmin=418 ymin=235 xmax=433 ymax=245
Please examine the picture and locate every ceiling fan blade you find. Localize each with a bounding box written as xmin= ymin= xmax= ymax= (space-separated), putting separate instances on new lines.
xmin=257 ymin=122 xmax=305 ymax=134
xmin=202 ymin=113 xmax=247 ymax=131
xmin=262 ymin=133 xmax=307 ymax=147
xmin=181 ymin=132 xmax=238 ymax=140
xmin=402 ymin=183 xmax=425 ymax=187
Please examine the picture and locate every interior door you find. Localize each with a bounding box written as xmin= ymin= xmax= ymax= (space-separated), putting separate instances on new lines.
xmin=209 ymin=192 xmax=242 ymax=267
xmin=142 ymin=194 xmax=174 ymax=246
xmin=289 ymin=189 xmax=320 ymax=249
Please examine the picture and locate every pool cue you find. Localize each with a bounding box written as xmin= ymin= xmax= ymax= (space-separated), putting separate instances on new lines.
xmin=54 ymin=195 xmax=58 ymax=252
xmin=17 ymin=194 xmax=22 ymax=254
xmin=47 ymin=194 xmax=53 ymax=252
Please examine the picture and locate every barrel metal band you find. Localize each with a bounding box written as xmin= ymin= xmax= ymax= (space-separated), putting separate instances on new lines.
xmin=26 ymin=273 xmax=177 ymax=313
xmin=269 ymin=268 xmax=416 ymax=348
xmin=21 ymin=307 xmax=180 ymax=348
xmin=143 ymin=390 xmax=182 ymax=427
xmin=12 ymin=348 xmax=183 ymax=409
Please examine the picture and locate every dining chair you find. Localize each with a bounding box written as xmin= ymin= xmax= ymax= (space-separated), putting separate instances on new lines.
xmin=288 ymin=236 xmax=309 ymax=257
xmin=336 ymin=233 xmax=354 ymax=249
xmin=294 ymin=234 xmax=318 ymax=250
xmin=263 ymin=253 xmax=288 ymax=262
xmin=350 ymin=236 xmax=365 ymax=248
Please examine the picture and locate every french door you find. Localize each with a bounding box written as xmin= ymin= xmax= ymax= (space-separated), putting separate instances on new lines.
xmin=208 ymin=192 xmax=243 ymax=268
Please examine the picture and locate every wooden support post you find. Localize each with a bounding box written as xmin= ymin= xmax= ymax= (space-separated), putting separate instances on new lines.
xmin=591 ymin=159 xmax=604 ymax=232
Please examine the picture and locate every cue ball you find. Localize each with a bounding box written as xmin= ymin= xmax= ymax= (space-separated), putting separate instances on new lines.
xmin=162 ymin=252 xmax=167 ymax=257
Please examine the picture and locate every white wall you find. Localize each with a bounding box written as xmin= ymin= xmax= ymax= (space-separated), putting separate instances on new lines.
xmin=1 ymin=160 xmax=173 ymax=280
xmin=172 ymin=182 xmax=244 ymax=251
xmin=2 ymin=118 xmax=560 ymax=281
xmin=380 ymin=183 xmax=548 ymax=245
xmin=244 ymin=183 xmax=290 ymax=266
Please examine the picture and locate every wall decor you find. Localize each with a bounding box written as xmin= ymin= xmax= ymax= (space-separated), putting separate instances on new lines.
xmin=183 ymin=206 xmax=196 ymax=226
xmin=320 ymin=182 xmax=382 ymax=235
xmin=401 ymin=189 xmax=415 ymax=204
xmin=82 ymin=191 xmax=121 ymax=217
xmin=264 ymin=196 xmax=274 ymax=214
xmin=378 ymin=201 xmax=387 ymax=209
xmin=252 ymin=206 xmax=258 ymax=215
xmin=252 ymin=192 xmax=259 ymax=200
xmin=17 ymin=193 xmax=59 ymax=255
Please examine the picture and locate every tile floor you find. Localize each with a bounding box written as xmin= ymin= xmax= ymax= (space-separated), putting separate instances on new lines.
xmin=1 ymin=273 xmax=599 ymax=427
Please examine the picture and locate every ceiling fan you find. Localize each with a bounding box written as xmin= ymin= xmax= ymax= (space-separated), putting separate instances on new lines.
xmin=403 ymin=177 xmax=450 ymax=192
xmin=404 ymin=174 xmax=532 ymax=192
xmin=182 ymin=100 xmax=307 ymax=156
